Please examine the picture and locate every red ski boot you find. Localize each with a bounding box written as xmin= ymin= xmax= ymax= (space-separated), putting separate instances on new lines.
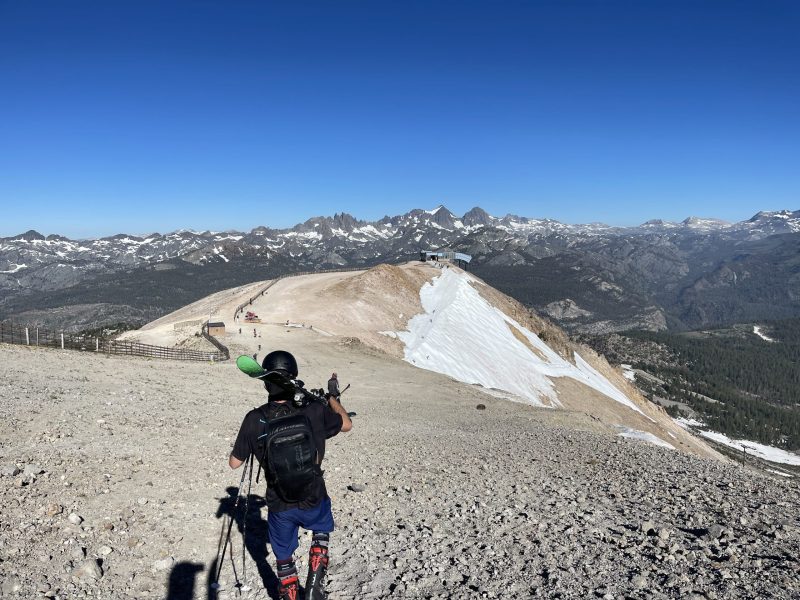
xmin=278 ymin=575 xmax=299 ymax=600
xmin=305 ymin=545 xmax=329 ymax=600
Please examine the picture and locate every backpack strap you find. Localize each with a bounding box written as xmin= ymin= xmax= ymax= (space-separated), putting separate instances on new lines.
xmin=255 ymin=405 xmax=270 ymax=483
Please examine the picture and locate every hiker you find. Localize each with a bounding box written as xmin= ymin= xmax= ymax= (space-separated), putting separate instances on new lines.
xmin=229 ymin=351 xmax=352 ymax=600
xmin=327 ymin=372 xmax=340 ymax=399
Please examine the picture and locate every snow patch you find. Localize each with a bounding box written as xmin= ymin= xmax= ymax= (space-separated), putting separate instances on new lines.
xmin=753 ymin=325 xmax=776 ymax=343
xmin=396 ymin=269 xmax=641 ymax=412
xmin=574 ymin=353 xmax=645 ymax=416
xmin=765 ymin=469 xmax=793 ymax=478
xmin=616 ymin=426 xmax=675 ymax=450
xmin=698 ymin=431 xmax=800 ymax=466
xmin=0 ymin=263 xmax=27 ymax=274
xmin=674 ymin=417 xmax=706 ymax=429
xmin=621 ymin=364 xmax=636 ymax=381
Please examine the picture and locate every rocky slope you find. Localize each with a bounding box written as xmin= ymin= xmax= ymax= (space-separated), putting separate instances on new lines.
xmin=1 ymin=325 xmax=798 ymax=600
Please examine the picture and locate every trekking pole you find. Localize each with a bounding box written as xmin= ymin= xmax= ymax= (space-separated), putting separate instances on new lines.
xmin=213 ymin=455 xmax=251 ymax=588
xmin=241 ymin=456 xmax=255 ymax=589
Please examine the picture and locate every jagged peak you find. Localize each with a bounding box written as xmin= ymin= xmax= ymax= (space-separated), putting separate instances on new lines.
xmin=332 ymin=212 xmax=359 ymax=232
xmin=462 ymin=207 xmax=494 ymax=226
xmin=426 ymin=204 xmax=454 ymax=216
xmin=10 ymin=229 xmax=46 ymax=241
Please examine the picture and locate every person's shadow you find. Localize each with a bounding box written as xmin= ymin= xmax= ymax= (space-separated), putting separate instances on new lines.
xmin=205 ymin=485 xmax=280 ymax=600
xmin=165 ymin=561 xmax=204 ymax=600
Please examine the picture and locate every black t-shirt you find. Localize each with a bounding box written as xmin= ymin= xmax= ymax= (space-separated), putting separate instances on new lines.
xmin=231 ymin=399 xmax=343 ymax=512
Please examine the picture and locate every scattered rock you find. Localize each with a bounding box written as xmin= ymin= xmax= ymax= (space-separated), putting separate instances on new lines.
xmin=1 ymin=575 xmax=22 ymax=595
xmin=23 ymin=464 xmax=43 ymax=476
xmin=67 ymin=513 xmax=83 ymax=526
xmin=46 ymin=503 xmax=63 ymax=517
xmin=704 ymin=524 xmax=725 ymax=540
xmin=0 ymin=343 xmax=798 ymax=600
xmin=1 ymin=464 xmax=22 ymax=477
xmin=476 ymin=404 xmax=486 ymax=410
xmin=72 ymin=559 xmax=103 ymax=582
xmin=153 ymin=557 xmax=175 ymax=571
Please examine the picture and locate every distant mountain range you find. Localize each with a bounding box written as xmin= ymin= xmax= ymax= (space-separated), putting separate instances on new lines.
xmin=2 ymin=206 xmax=799 ymax=332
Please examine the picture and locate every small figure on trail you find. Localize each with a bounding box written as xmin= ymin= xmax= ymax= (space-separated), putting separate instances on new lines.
xmin=253 ymin=328 xmax=257 ymax=337
xmin=239 ymin=328 xmax=242 ymax=334
xmin=229 ymin=351 xmax=353 ymax=600
xmin=252 ymin=352 xmax=257 ymax=362
xmin=327 ymin=372 xmax=340 ymax=400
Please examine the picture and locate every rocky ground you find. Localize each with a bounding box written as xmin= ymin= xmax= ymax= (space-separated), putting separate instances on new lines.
xmin=1 ymin=324 xmax=799 ymax=600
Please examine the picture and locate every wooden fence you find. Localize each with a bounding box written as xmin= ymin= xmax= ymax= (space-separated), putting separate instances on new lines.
xmin=0 ymin=320 xmax=228 ymax=362
xmin=1 ymin=260 xmax=416 ymax=363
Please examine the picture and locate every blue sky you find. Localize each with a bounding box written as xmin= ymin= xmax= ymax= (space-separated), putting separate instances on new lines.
xmin=1 ymin=0 xmax=798 ymax=238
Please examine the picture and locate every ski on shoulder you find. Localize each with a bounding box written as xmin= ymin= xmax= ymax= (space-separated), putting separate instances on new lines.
xmin=236 ymin=355 xmax=329 ymax=407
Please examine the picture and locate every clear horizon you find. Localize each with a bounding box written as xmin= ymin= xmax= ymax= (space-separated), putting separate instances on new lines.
xmin=1 ymin=1 xmax=798 ymax=238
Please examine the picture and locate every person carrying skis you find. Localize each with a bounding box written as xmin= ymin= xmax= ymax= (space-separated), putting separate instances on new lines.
xmin=327 ymin=372 xmax=340 ymax=400
xmin=229 ymin=350 xmax=353 ymax=600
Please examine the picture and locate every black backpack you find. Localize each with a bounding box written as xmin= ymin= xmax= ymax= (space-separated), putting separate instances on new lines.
xmin=257 ymin=403 xmax=319 ymax=504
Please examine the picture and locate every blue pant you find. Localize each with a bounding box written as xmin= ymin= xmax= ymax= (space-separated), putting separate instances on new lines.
xmin=268 ymin=497 xmax=335 ymax=561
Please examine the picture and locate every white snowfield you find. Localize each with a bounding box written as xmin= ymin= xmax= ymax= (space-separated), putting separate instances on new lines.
xmin=621 ymin=364 xmax=636 ymax=381
xmin=675 ymin=418 xmax=800 ymax=466
xmin=699 ymin=431 xmax=800 ymax=467
xmin=396 ymin=269 xmax=642 ymax=413
xmin=0 ymin=263 xmax=27 ymax=273
xmin=753 ymin=325 xmax=776 ymax=343
xmin=616 ymin=426 xmax=676 ymax=450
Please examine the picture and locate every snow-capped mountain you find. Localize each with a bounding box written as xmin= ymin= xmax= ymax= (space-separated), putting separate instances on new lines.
xmin=2 ymin=206 xmax=799 ymax=332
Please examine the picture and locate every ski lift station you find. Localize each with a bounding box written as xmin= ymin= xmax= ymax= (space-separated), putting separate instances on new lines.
xmin=419 ymin=250 xmax=472 ymax=269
